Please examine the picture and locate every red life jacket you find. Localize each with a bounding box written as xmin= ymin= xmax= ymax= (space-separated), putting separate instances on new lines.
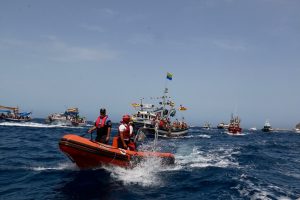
xmin=95 ymin=115 xmax=108 ymax=128
xmin=119 ymin=123 xmax=131 ymax=140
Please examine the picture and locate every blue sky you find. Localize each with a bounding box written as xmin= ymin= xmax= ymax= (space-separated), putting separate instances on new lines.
xmin=1 ymin=0 xmax=300 ymax=128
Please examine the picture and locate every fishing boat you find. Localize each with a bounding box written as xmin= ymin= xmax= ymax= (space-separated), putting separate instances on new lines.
xmin=294 ymin=123 xmax=300 ymax=133
xmin=59 ymin=134 xmax=175 ymax=169
xmin=0 ymin=105 xmax=31 ymax=122
xmin=227 ymin=114 xmax=242 ymax=134
xmin=46 ymin=108 xmax=86 ymax=126
xmin=202 ymin=122 xmax=211 ymax=130
xmin=131 ymin=88 xmax=189 ymax=138
xmin=261 ymin=120 xmax=273 ymax=132
xmin=131 ymin=102 xmax=158 ymax=129
xmin=217 ymin=122 xmax=229 ymax=129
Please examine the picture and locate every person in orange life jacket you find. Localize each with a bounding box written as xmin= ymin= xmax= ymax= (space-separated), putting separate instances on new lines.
xmin=87 ymin=108 xmax=112 ymax=144
xmin=118 ymin=114 xmax=135 ymax=150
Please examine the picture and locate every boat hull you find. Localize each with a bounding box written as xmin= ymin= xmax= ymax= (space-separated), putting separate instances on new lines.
xmin=59 ymin=134 xmax=175 ymax=169
xmin=228 ymin=127 xmax=242 ymax=134
xmin=2 ymin=118 xmax=31 ymax=122
xmin=138 ymin=127 xmax=189 ymax=138
xmin=261 ymin=127 xmax=273 ymax=132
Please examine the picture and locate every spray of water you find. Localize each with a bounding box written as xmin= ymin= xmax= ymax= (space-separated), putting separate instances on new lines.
xmin=104 ymin=156 xmax=165 ymax=187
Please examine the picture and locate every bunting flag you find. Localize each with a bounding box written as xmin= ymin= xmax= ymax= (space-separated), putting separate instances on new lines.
xmin=166 ymin=72 xmax=173 ymax=80
xmin=131 ymin=103 xmax=140 ymax=108
xmin=179 ymin=105 xmax=187 ymax=111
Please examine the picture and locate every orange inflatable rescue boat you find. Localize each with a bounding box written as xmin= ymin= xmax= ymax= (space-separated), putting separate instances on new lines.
xmin=59 ymin=134 xmax=175 ymax=169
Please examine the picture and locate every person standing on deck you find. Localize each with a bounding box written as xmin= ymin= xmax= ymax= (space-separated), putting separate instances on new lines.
xmin=88 ymin=108 xmax=112 ymax=144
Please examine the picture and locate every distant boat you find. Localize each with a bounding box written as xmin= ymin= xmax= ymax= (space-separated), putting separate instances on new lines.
xmin=227 ymin=114 xmax=242 ymax=134
xmin=249 ymin=127 xmax=257 ymax=131
xmin=0 ymin=105 xmax=32 ymax=122
xmin=294 ymin=123 xmax=300 ymax=133
xmin=217 ymin=122 xmax=229 ymax=129
xmin=201 ymin=122 xmax=211 ymax=130
xmin=261 ymin=120 xmax=273 ymax=132
xmin=46 ymin=107 xmax=86 ymax=126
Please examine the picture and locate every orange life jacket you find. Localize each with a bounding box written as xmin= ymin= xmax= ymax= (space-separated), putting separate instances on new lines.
xmin=96 ymin=115 xmax=108 ymax=128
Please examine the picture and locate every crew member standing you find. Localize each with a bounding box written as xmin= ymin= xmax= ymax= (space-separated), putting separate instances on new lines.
xmin=88 ymin=108 xmax=112 ymax=144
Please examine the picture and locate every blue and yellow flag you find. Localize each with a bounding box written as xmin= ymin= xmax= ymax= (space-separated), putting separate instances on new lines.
xmin=166 ymin=72 xmax=173 ymax=80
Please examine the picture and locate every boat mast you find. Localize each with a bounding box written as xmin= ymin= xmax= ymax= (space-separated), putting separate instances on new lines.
xmin=140 ymin=97 xmax=144 ymax=111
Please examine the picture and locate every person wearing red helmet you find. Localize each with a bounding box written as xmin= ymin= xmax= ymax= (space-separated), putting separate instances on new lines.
xmin=88 ymin=108 xmax=112 ymax=144
xmin=118 ymin=114 xmax=135 ymax=150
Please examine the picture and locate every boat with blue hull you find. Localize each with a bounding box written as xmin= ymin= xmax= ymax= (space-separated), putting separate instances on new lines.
xmin=0 ymin=105 xmax=31 ymax=122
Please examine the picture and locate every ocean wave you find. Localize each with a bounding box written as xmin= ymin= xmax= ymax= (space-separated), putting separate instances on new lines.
xmin=183 ymin=134 xmax=211 ymax=139
xmin=30 ymin=162 xmax=78 ymax=171
xmin=175 ymin=146 xmax=240 ymax=169
xmin=234 ymin=174 xmax=295 ymax=200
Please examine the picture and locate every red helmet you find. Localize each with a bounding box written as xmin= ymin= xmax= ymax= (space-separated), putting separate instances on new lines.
xmin=122 ymin=114 xmax=131 ymax=123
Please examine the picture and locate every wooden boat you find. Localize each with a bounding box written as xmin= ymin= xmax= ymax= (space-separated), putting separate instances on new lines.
xmin=59 ymin=134 xmax=175 ymax=169
xmin=0 ymin=105 xmax=31 ymax=122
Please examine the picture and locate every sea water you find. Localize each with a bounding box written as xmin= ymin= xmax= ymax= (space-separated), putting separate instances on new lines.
xmin=0 ymin=119 xmax=299 ymax=199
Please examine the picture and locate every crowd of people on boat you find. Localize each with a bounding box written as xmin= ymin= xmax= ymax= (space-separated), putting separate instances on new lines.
xmin=155 ymin=116 xmax=188 ymax=131
xmin=0 ymin=113 xmax=31 ymax=120
xmin=134 ymin=110 xmax=188 ymax=132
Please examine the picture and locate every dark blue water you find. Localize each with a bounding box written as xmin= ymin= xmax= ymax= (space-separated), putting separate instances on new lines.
xmin=1 ymin=119 xmax=300 ymax=200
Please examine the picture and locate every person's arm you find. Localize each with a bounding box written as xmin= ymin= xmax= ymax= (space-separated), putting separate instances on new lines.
xmin=88 ymin=126 xmax=96 ymax=133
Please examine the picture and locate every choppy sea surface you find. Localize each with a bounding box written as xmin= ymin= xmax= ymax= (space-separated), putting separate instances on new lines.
xmin=0 ymin=119 xmax=300 ymax=200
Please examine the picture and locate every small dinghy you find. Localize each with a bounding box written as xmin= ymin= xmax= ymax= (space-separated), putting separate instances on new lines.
xmin=59 ymin=134 xmax=175 ymax=169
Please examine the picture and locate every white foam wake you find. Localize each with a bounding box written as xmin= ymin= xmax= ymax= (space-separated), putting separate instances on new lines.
xmin=31 ymin=162 xmax=78 ymax=171
xmin=103 ymin=157 xmax=165 ymax=187
xmin=0 ymin=122 xmax=84 ymax=128
xmin=175 ymin=146 xmax=240 ymax=169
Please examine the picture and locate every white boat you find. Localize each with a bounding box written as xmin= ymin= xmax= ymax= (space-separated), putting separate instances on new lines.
xmin=217 ymin=122 xmax=229 ymax=129
xmin=294 ymin=123 xmax=300 ymax=133
xmin=295 ymin=128 xmax=300 ymax=133
xmin=261 ymin=120 xmax=273 ymax=132
xmin=131 ymin=82 xmax=189 ymax=138
xmin=131 ymin=103 xmax=159 ymax=129
xmin=46 ymin=108 xmax=86 ymax=126
xmin=201 ymin=122 xmax=211 ymax=130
